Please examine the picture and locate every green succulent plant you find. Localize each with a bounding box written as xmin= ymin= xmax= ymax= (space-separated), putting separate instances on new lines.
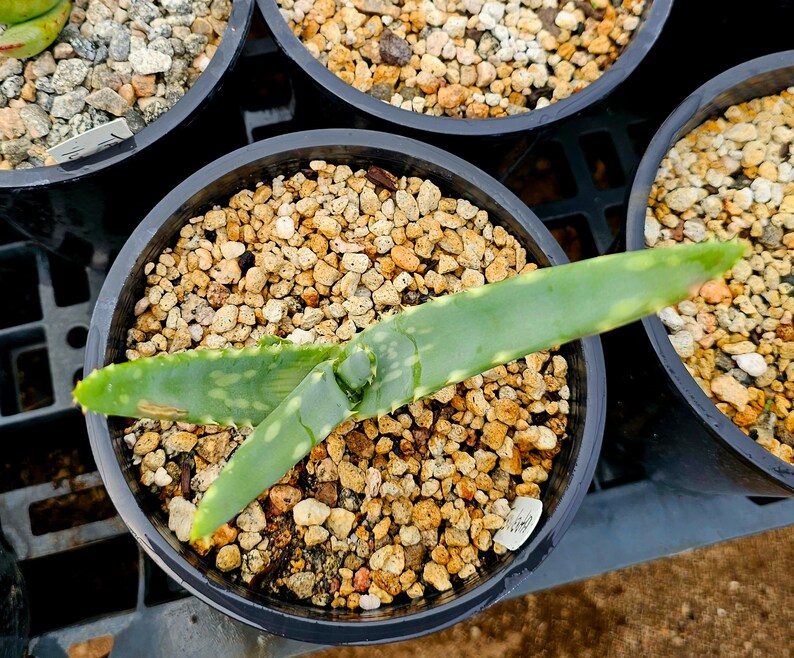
xmin=0 ymin=0 xmax=71 ymax=60
xmin=73 ymin=239 xmax=745 ymax=540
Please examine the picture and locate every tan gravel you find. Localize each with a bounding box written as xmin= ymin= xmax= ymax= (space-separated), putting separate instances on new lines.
xmin=647 ymin=87 xmax=794 ymax=466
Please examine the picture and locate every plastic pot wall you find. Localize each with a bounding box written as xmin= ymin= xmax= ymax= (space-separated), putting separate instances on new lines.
xmin=623 ymin=51 xmax=794 ymax=497
xmin=256 ymin=0 xmax=673 ymax=168
xmin=83 ymin=129 xmax=606 ymax=644
xmin=0 ymin=0 xmax=254 ymax=271
xmin=0 ymin=532 xmax=28 ymax=657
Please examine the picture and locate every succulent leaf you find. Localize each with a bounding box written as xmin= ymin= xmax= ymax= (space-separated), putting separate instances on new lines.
xmin=0 ymin=0 xmax=71 ymax=60
xmin=75 ymin=239 xmax=745 ymax=538
xmin=0 ymin=0 xmax=60 ymax=25
xmin=73 ymin=342 xmax=341 ymax=426
xmin=190 ymin=358 xmax=357 ymax=539
xmin=188 ymin=239 xmax=745 ymax=537
xmin=348 ymin=239 xmax=747 ymax=418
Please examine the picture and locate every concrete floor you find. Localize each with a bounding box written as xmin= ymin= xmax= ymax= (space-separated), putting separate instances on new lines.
xmin=312 ymin=524 xmax=794 ymax=658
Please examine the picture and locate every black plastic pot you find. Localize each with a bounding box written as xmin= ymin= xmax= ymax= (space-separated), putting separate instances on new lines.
xmin=257 ymin=0 xmax=673 ymax=166
xmin=623 ymin=51 xmax=794 ymax=497
xmin=0 ymin=0 xmax=254 ymax=270
xmin=0 ymin=531 xmax=28 ymax=658
xmin=83 ymin=129 xmax=606 ymax=644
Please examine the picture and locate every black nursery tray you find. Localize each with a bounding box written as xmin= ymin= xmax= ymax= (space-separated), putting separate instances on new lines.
xmin=2 ymin=1 xmax=794 ymax=655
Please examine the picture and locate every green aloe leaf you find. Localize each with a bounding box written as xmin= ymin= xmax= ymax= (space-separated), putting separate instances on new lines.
xmin=190 ymin=356 xmax=369 ymax=538
xmin=75 ymin=239 xmax=745 ymax=539
xmin=348 ymin=239 xmax=746 ymax=417
xmin=0 ymin=0 xmax=70 ymax=59
xmin=0 ymin=0 xmax=60 ymax=25
xmin=73 ymin=342 xmax=340 ymax=427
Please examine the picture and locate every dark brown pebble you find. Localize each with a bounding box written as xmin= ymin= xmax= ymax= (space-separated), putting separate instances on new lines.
xmin=366 ymin=165 xmax=398 ymax=191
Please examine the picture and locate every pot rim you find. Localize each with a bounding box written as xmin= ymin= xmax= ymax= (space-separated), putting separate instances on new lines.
xmin=625 ymin=50 xmax=794 ymax=492
xmin=256 ymin=0 xmax=673 ymax=137
xmin=0 ymin=0 xmax=254 ymax=189
xmin=84 ymin=128 xmax=606 ymax=644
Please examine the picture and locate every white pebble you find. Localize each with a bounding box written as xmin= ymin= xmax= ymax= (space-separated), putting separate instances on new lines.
xmin=733 ymin=352 xmax=768 ymax=378
xmin=153 ymin=467 xmax=173 ymax=487
xmin=359 ymin=594 xmax=381 ymax=610
xmin=669 ymin=331 xmax=695 ymax=358
xmin=274 ymin=216 xmax=295 ymax=239
xmin=659 ymin=306 xmax=685 ymax=332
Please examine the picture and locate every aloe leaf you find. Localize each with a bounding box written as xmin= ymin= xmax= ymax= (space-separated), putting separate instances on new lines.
xmin=190 ymin=357 xmax=366 ymax=539
xmin=0 ymin=0 xmax=59 ymax=25
xmin=349 ymin=239 xmax=746 ymax=418
xmin=74 ymin=342 xmax=340 ymax=426
xmin=0 ymin=0 xmax=70 ymax=59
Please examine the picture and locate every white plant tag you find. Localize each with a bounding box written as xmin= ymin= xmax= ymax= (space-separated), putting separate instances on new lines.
xmin=493 ymin=496 xmax=543 ymax=550
xmin=47 ymin=118 xmax=134 ymax=164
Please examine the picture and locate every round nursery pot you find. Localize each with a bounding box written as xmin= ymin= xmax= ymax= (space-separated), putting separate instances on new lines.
xmin=258 ymin=0 xmax=672 ymax=159
xmin=0 ymin=0 xmax=254 ymax=270
xmin=83 ymin=128 xmax=606 ymax=644
xmin=624 ymin=51 xmax=794 ymax=496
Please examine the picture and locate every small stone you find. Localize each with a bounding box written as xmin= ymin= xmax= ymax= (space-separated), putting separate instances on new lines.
xmin=305 ymin=525 xmax=330 ymax=546
xmin=286 ymin=572 xmax=315 ymax=599
xmin=379 ymin=30 xmax=411 ymax=66
xmin=665 ymin=187 xmax=703 ymax=213
xmin=215 ymin=544 xmax=241 ymax=571
xmin=167 ymin=497 xmax=196 ymax=542
xmin=293 ymin=498 xmax=331 ymax=526
xmin=338 ymin=461 xmax=366 ymax=493
xmin=353 ymin=567 xmax=372 ymax=592
xmin=52 ymin=59 xmax=89 ymax=94
xmin=153 ymin=467 xmax=173 ymax=487
xmin=109 ymin=31 xmax=131 ymax=61
xmin=733 ymin=353 xmax=768 ymax=378
xmin=391 ymin=244 xmax=420 ymax=272
xmin=437 ymin=84 xmax=468 ymax=109
xmin=412 ymin=499 xmax=442 ymax=530
xmin=369 ymin=545 xmax=405 ymax=575
xmin=268 ymin=485 xmax=302 ymax=515
xmin=669 ymin=331 xmax=695 ymax=358
xmin=359 ymin=594 xmax=381 ymax=610
xmin=236 ymin=501 xmax=267 ymax=532
xmin=133 ymin=431 xmax=160 ymax=455
xmin=19 ymin=104 xmax=52 ymax=139
xmin=129 ymin=49 xmax=173 ymax=75
xmin=274 ymin=216 xmax=295 ymax=239
xmin=50 ymin=88 xmax=89 ymax=119
xmin=423 ymin=562 xmax=452 ymax=591
xmin=85 ymin=87 xmax=131 ymax=116
xmin=710 ymin=374 xmax=750 ymax=411
xmin=162 ymin=430 xmax=197 ymax=454
xmin=659 ymin=307 xmax=685 ymax=332
xmin=327 ymin=507 xmax=356 ymax=539
xmin=699 ymin=280 xmax=732 ymax=305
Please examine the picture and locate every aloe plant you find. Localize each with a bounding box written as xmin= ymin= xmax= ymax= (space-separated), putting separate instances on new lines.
xmin=74 ymin=239 xmax=745 ymax=539
xmin=0 ymin=0 xmax=71 ymax=60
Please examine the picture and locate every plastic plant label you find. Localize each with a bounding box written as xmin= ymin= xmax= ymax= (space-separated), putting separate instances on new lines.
xmin=47 ymin=118 xmax=134 ymax=163
xmin=493 ymin=496 xmax=543 ymax=550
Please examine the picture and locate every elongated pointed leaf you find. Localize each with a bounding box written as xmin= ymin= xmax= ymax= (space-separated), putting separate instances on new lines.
xmin=0 ymin=0 xmax=60 ymax=25
xmin=74 ymin=342 xmax=340 ymax=426
xmin=348 ymin=240 xmax=746 ymax=418
xmin=190 ymin=359 xmax=356 ymax=539
xmin=0 ymin=0 xmax=71 ymax=59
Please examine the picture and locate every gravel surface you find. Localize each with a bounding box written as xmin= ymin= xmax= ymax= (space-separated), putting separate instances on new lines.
xmin=120 ymin=161 xmax=573 ymax=609
xmin=0 ymin=0 xmax=230 ymax=169
xmin=647 ymin=87 xmax=794 ymax=466
xmin=276 ymin=0 xmax=646 ymax=118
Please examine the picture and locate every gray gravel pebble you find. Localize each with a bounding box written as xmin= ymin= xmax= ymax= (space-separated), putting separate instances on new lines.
xmin=0 ymin=0 xmax=229 ymax=169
